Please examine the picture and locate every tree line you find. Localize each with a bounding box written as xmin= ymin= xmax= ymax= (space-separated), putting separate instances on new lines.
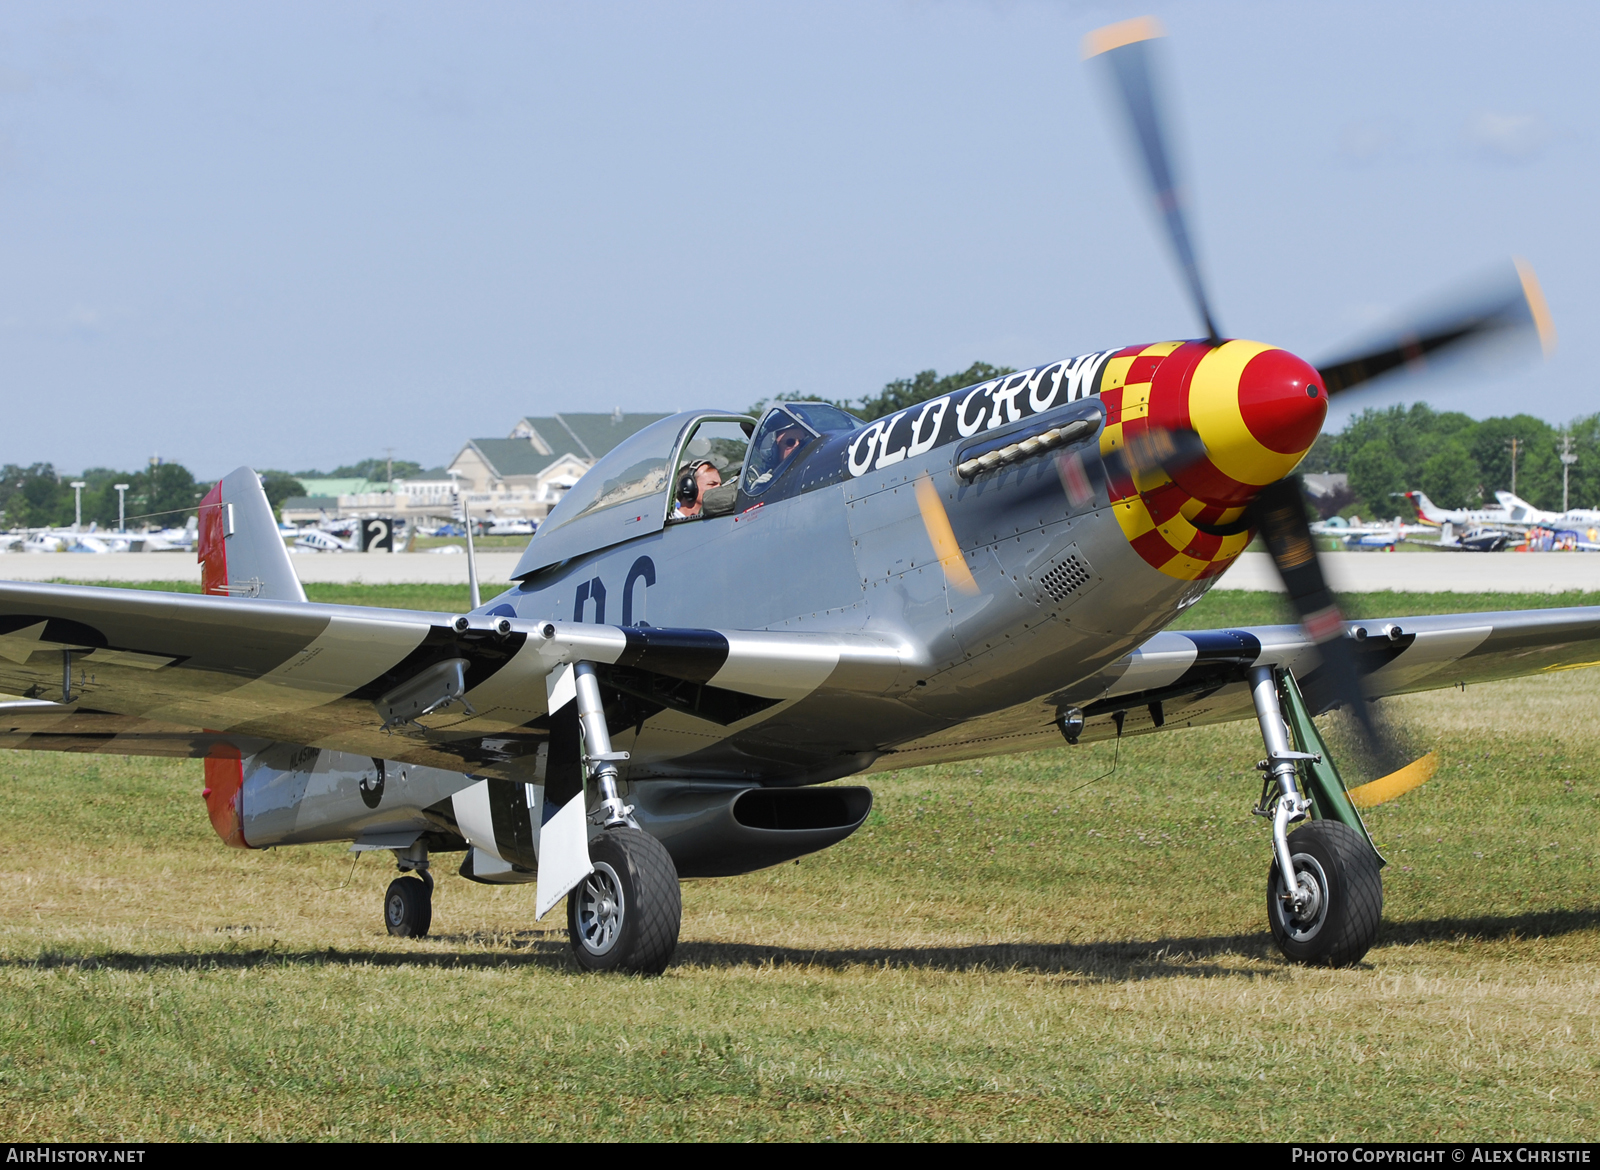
xmin=1300 ymin=404 xmax=1600 ymax=517
xmin=0 ymin=464 xmax=307 ymax=530
xmin=0 ymin=457 xmax=435 ymax=530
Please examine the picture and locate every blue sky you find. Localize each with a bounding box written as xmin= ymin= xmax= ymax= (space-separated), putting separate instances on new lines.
xmin=0 ymin=2 xmax=1593 ymax=476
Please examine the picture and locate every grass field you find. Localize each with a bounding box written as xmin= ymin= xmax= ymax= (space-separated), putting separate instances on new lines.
xmin=0 ymin=587 xmax=1596 ymax=1140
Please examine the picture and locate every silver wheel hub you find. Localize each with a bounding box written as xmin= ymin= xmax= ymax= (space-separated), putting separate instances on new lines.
xmin=574 ymin=861 xmax=626 ymax=956
xmin=1280 ymin=852 xmax=1329 ymax=941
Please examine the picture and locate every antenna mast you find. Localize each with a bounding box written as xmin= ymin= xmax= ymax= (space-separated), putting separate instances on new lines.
xmin=449 ymin=472 xmax=481 ymax=611
xmin=1560 ymin=431 xmax=1578 ymax=513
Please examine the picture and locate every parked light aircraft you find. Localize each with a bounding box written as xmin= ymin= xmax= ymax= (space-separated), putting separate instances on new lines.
xmin=478 ymin=514 xmax=537 ymax=538
xmin=1494 ymin=491 xmax=1600 ymax=531
xmin=1309 ymin=516 xmax=1429 ymax=549
xmin=0 ymin=19 xmax=1576 ymax=974
xmin=293 ymin=528 xmax=357 ymax=553
xmin=2 ymin=518 xmax=197 ymax=555
xmin=1404 ymin=490 xmax=1516 ymax=529
xmin=1340 ymin=519 xmax=1408 ymax=551
xmin=1421 ymin=523 xmax=1515 ymax=553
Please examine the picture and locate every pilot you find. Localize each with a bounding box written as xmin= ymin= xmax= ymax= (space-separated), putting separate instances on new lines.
xmin=672 ymin=459 xmax=722 ymax=520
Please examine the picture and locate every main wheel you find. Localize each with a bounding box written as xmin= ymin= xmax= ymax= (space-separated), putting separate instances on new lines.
xmin=567 ymin=827 xmax=681 ymax=974
xmin=384 ymin=874 xmax=433 ymax=938
xmin=1267 ymin=819 xmax=1382 ymax=967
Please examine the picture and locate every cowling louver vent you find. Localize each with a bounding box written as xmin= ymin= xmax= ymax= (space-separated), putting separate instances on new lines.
xmin=1039 ymin=554 xmax=1092 ymax=602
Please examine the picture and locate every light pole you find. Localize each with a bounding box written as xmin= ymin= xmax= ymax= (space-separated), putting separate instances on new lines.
xmin=114 ymin=484 xmax=130 ymax=532
xmin=1560 ymin=432 xmax=1578 ymax=513
xmin=69 ymin=481 xmax=86 ymax=530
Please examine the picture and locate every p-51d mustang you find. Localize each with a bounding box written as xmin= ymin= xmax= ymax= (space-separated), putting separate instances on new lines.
xmin=0 ymin=19 xmax=1580 ymax=972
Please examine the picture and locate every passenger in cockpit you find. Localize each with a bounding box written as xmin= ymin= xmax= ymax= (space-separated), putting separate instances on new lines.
xmin=772 ymin=423 xmax=808 ymax=468
xmin=745 ymin=422 xmax=810 ymax=494
xmin=672 ymin=459 xmax=722 ymax=520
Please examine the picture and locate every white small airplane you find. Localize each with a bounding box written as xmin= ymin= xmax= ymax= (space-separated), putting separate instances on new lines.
xmin=293 ymin=528 xmax=357 ymax=553
xmin=1493 ymin=491 xmax=1600 ymax=530
xmin=1338 ymin=517 xmax=1436 ymax=550
xmin=21 ymin=531 xmax=67 ymax=553
xmin=1309 ymin=515 xmax=1427 ymax=547
xmin=478 ymin=512 xmax=537 ymax=537
xmin=1403 ymin=489 xmax=1516 ymax=528
xmin=15 ymin=528 xmax=117 ymax=553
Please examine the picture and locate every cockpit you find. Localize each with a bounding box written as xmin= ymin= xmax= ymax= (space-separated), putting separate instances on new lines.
xmin=513 ymin=402 xmax=866 ymax=577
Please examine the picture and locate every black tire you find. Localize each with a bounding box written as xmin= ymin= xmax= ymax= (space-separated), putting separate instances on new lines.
xmin=567 ymin=827 xmax=681 ymax=975
xmin=384 ymin=874 xmax=432 ymax=939
xmin=1267 ymin=819 xmax=1382 ymax=967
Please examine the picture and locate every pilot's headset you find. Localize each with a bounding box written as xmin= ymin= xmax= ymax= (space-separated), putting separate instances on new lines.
xmin=676 ymin=460 xmax=714 ymax=505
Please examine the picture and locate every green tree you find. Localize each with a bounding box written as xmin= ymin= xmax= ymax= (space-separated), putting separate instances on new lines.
xmin=746 ymin=361 xmax=1018 ymax=424
xmin=259 ymin=472 xmax=307 ymax=518
xmin=330 ymin=458 xmax=423 ymax=483
xmin=1470 ymin=414 xmax=1556 ymax=506
xmin=1419 ymin=440 xmax=1482 ymax=510
xmin=741 ymin=392 xmax=849 ymax=420
xmin=124 ymin=462 xmax=202 ymax=528
xmin=1347 ymin=439 xmax=1405 ymax=515
xmin=0 ymin=464 xmax=71 ymax=528
xmin=1563 ymin=413 xmax=1600 ymax=511
xmin=853 ymin=361 xmax=1015 ymax=422
xmin=77 ymin=467 xmax=139 ymax=528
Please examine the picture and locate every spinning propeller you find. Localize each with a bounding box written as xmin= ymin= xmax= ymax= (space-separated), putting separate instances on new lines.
xmin=1083 ymin=16 xmax=1554 ymax=773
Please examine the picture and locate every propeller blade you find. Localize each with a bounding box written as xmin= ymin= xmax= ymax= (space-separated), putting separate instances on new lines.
xmin=1317 ymin=258 xmax=1556 ymax=395
xmin=915 ymin=475 xmax=980 ymax=596
xmin=1248 ymin=477 xmax=1406 ymax=776
xmin=1083 ymin=17 xmax=1222 ymax=344
xmin=1102 ymin=424 xmax=1210 ymax=488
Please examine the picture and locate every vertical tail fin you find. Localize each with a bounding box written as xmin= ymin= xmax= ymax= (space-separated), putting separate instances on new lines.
xmin=1404 ymin=490 xmax=1438 ymax=524
xmin=197 ymin=467 xmax=307 ymax=602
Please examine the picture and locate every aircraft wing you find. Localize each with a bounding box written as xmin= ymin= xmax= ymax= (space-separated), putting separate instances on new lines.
xmin=867 ymin=606 xmax=1600 ymax=771
xmin=0 ymin=582 xmax=918 ymax=778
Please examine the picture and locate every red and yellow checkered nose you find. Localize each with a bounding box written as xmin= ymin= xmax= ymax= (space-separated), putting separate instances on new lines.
xmin=1099 ymin=339 xmax=1326 ymax=580
xmin=1148 ymin=340 xmax=1326 ymax=506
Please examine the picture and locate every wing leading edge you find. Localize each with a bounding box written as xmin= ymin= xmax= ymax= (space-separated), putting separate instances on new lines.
xmin=866 ymin=606 xmax=1600 ymax=772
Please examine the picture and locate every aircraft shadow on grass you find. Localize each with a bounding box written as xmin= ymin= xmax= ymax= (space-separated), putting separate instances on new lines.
xmin=9 ymin=908 xmax=1597 ymax=981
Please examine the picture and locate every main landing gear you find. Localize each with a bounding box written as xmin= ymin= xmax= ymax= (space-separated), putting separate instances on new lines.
xmin=1248 ymin=666 xmax=1383 ymax=967
xmin=566 ymin=663 xmax=683 ymax=975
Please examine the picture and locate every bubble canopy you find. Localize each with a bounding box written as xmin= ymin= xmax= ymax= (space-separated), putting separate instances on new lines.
xmin=513 ymin=411 xmax=746 ymax=577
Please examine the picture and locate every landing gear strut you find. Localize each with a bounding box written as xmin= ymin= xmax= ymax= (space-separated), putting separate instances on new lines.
xmin=1248 ymin=666 xmax=1382 ymax=967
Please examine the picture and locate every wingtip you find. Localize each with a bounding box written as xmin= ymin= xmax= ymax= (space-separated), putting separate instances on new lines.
xmin=1513 ymin=257 xmax=1558 ymax=356
xmin=1081 ymin=15 xmax=1165 ymax=60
